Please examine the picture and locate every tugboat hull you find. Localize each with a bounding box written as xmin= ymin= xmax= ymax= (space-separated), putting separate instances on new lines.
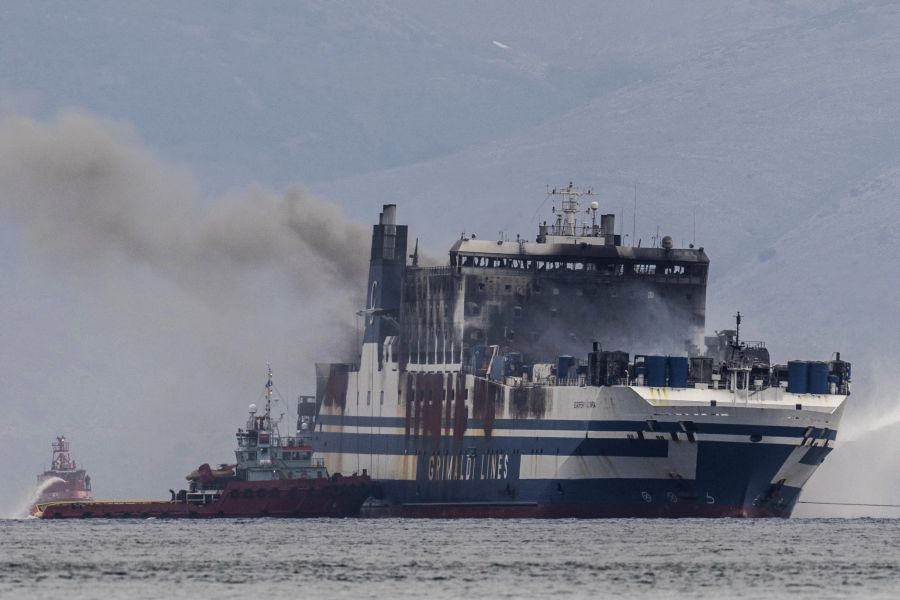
xmin=35 ymin=475 xmax=372 ymax=519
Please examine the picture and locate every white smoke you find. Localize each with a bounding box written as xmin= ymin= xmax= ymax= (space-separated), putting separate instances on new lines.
xmin=829 ymin=359 xmax=900 ymax=443
xmin=790 ymin=359 xmax=900 ymax=517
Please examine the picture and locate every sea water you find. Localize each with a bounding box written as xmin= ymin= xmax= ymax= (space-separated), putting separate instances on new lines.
xmin=1 ymin=518 xmax=898 ymax=599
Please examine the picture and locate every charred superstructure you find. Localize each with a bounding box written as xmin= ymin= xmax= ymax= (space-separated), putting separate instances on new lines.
xmin=315 ymin=187 xmax=849 ymax=518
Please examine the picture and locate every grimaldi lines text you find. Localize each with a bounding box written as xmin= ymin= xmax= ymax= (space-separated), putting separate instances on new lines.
xmin=427 ymin=451 xmax=510 ymax=482
xmin=313 ymin=190 xmax=849 ymax=518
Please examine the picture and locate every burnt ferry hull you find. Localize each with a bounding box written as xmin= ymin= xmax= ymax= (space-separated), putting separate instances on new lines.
xmin=312 ymin=201 xmax=849 ymax=519
xmin=322 ymin=403 xmax=833 ymax=519
xmin=35 ymin=475 xmax=372 ymax=519
xmin=316 ymin=357 xmax=843 ymax=519
xmin=368 ymin=494 xmax=801 ymax=519
xmin=363 ymin=475 xmax=805 ymax=519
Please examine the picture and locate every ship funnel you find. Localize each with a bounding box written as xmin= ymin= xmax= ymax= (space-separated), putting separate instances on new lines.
xmin=601 ymin=214 xmax=615 ymax=245
xmin=380 ymin=204 xmax=397 ymax=226
xmin=364 ymin=205 xmax=408 ymax=366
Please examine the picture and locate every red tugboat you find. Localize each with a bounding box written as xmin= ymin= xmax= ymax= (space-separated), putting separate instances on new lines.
xmin=34 ymin=367 xmax=373 ymax=519
xmin=30 ymin=436 xmax=93 ymax=514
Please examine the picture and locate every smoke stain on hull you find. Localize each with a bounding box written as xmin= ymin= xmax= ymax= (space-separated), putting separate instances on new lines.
xmin=510 ymin=385 xmax=548 ymax=419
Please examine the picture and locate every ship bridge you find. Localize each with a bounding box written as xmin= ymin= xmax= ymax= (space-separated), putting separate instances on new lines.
xmin=449 ymin=181 xmax=707 ymax=282
xmin=395 ymin=186 xmax=709 ymax=368
xmin=449 ymin=238 xmax=707 ymax=283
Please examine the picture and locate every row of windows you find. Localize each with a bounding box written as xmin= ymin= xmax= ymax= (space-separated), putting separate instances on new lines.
xmin=237 ymin=450 xmax=312 ymax=461
xmin=455 ymin=254 xmax=704 ymax=277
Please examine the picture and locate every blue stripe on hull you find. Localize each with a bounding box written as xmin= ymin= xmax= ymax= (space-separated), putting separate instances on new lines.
xmin=319 ymin=434 xmax=831 ymax=517
xmin=317 ymin=414 xmax=837 ymax=440
xmin=316 ymin=431 xmax=668 ymax=457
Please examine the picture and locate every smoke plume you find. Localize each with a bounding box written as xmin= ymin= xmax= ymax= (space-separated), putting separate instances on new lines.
xmin=0 ymin=110 xmax=373 ymax=502
xmin=0 ymin=109 xmax=370 ymax=354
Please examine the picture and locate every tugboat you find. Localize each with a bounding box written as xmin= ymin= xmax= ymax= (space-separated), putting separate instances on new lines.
xmin=30 ymin=436 xmax=93 ymax=515
xmin=34 ymin=367 xmax=373 ymax=519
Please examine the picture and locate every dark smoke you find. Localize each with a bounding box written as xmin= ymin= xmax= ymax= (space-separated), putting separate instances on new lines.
xmin=0 ymin=110 xmax=369 ymax=352
xmin=0 ymin=110 xmax=373 ymax=507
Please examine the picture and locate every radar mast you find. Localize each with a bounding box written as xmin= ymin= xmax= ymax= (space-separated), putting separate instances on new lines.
xmin=549 ymin=182 xmax=594 ymax=236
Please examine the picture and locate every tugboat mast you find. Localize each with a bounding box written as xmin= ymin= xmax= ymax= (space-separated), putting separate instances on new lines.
xmin=51 ymin=436 xmax=75 ymax=471
xmin=264 ymin=362 xmax=274 ymax=424
xmin=247 ymin=363 xmax=277 ymax=433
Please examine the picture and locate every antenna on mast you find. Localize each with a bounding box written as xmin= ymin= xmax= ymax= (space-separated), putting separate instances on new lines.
xmin=547 ymin=182 xmax=594 ymax=236
xmin=409 ymin=238 xmax=419 ymax=267
xmin=265 ymin=362 xmax=273 ymax=419
xmin=632 ymin=181 xmax=637 ymax=247
xmin=726 ymin=311 xmax=746 ymax=365
xmin=692 ymin=206 xmax=697 ymax=246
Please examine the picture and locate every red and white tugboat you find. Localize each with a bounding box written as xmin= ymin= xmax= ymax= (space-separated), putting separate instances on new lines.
xmin=30 ymin=436 xmax=93 ymax=515
xmin=34 ymin=366 xmax=373 ymax=519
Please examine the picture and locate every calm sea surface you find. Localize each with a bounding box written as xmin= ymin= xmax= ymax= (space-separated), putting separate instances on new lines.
xmin=1 ymin=518 xmax=898 ymax=599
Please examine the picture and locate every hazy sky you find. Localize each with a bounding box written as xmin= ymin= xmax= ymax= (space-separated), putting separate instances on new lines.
xmin=2 ymin=1 xmax=900 ymax=516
